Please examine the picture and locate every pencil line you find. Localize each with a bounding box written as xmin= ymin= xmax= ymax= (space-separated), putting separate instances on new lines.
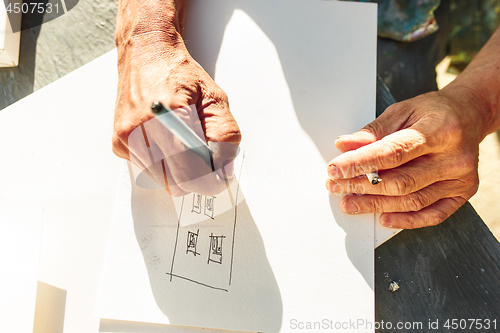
xmin=229 ymin=152 xmax=245 ymax=285
xmin=166 ymin=273 xmax=228 ymax=292
xmin=169 ymin=195 xmax=184 ymax=281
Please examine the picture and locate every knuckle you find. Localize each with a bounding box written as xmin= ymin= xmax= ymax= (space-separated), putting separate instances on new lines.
xmin=231 ymin=129 xmax=242 ymax=143
xmin=206 ymin=120 xmax=242 ymax=144
xmin=225 ymin=130 xmax=242 ymax=144
xmin=466 ymin=174 xmax=479 ymax=196
xmin=204 ymin=84 xmax=229 ymax=107
xmin=437 ymin=117 xmax=463 ymax=147
xmin=366 ymin=197 xmax=381 ymax=212
xmin=458 ymin=153 xmax=478 ymax=172
xmin=453 ymin=197 xmax=468 ymax=211
xmin=378 ymin=135 xmax=427 ymax=169
xmin=390 ymin=172 xmax=417 ymax=195
xmin=428 ymin=210 xmax=448 ymax=226
xmin=217 ymin=89 xmax=229 ymax=104
xmin=361 ymin=122 xmax=381 ymax=138
xmin=458 ymin=174 xmax=479 ymax=197
xmin=114 ymin=123 xmax=134 ymax=143
xmin=176 ymin=56 xmax=193 ymax=70
xmin=381 ymin=103 xmax=400 ymax=117
xmin=405 ymin=192 xmax=429 ymax=212
xmin=405 ymin=214 xmax=418 ymax=229
xmin=177 ymin=82 xmax=197 ymax=97
xmin=379 ymin=141 xmax=406 ymax=168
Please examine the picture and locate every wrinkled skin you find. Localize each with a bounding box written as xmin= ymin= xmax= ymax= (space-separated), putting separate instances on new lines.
xmin=326 ymin=24 xmax=500 ymax=229
xmin=112 ymin=1 xmax=241 ymax=196
xmin=326 ymin=88 xmax=484 ymax=229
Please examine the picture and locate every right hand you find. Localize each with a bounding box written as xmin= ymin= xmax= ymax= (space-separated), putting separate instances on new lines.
xmin=112 ymin=32 xmax=241 ymax=196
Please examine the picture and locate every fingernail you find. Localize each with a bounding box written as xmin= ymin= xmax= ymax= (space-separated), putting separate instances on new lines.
xmin=327 ymin=179 xmax=342 ymax=193
xmin=336 ymin=135 xmax=350 ymax=140
xmin=328 ymin=164 xmax=343 ymax=179
xmin=381 ymin=215 xmax=394 ymax=228
xmin=343 ymin=198 xmax=359 ymax=214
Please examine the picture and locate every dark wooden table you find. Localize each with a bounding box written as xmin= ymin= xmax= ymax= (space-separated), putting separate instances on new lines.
xmin=375 ymin=78 xmax=500 ymax=332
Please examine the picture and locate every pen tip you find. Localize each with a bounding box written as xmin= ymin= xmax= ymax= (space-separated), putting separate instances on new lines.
xmin=151 ymin=101 xmax=163 ymax=114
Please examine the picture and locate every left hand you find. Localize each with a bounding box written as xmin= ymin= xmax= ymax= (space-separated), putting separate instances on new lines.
xmin=325 ymin=87 xmax=489 ymax=229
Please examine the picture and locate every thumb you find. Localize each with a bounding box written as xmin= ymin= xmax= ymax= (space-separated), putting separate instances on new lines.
xmin=335 ymin=105 xmax=406 ymax=153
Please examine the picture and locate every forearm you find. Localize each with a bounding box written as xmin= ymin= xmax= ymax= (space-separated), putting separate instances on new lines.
xmin=115 ymin=0 xmax=187 ymax=49
xmin=442 ymin=25 xmax=500 ymax=139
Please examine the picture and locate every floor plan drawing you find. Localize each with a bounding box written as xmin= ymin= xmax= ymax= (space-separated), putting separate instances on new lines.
xmin=166 ymin=157 xmax=244 ymax=292
xmin=186 ymin=229 xmax=200 ymax=256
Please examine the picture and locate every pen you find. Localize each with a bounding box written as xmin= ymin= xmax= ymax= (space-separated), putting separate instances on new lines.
xmin=150 ymin=101 xmax=215 ymax=171
xmin=366 ymin=172 xmax=381 ymax=185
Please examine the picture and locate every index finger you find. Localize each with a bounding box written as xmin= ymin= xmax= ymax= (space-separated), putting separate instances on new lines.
xmin=328 ymin=128 xmax=428 ymax=180
xmin=147 ymin=113 xmax=230 ymax=195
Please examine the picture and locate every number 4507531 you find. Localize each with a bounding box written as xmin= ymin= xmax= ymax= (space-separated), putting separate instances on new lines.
xmin=6 ymin=2 xmax=59 ymax=14
xmin=443 ymin=319 xmax=497 ymax=330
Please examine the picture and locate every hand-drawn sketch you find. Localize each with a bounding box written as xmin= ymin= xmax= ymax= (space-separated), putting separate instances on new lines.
xmin=204 ymin=196 xmax=215 ymax=219
xmin=191 ymin=194 xmax=216 ymax=218
xmin=191 ymin=194 xmax=202 ymax=214
xmin=186 ymin=230 xmax=200 ymax=256
xmin=166 ymin=156 xmax=244 ymax=292
xmin=208 ymin=233 xmax=225 ymax=264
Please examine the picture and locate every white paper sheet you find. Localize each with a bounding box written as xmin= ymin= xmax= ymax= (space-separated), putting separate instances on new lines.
xmin=0 ymin=50 xmax=124 ymax=332
xmin=0 ymin=210 xmax=43 ymax=332
xmin=98 ymin=1 xmax=377 ymax=332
